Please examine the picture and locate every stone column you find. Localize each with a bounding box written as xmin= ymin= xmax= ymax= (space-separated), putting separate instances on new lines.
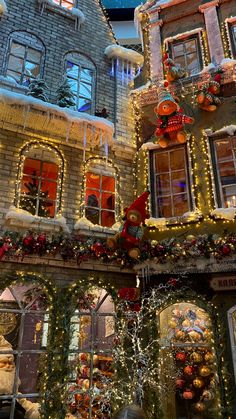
xmin=148 ymin=10 xmax=164 ymax=83
xmin=199 ymin=0 xmax=224 ymax=65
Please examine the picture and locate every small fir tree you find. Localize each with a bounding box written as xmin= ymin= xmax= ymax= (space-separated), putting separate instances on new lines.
xmin=27 ymin=78 xmax=49 ymax=102
xmin=20 ymin=172 xmax=52 ymax=217
xmin=56 ymin=79 xmax=76 ymax=108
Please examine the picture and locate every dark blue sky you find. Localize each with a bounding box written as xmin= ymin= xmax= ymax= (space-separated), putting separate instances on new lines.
xmin=102 ymin=0 xmax=141 ymax=8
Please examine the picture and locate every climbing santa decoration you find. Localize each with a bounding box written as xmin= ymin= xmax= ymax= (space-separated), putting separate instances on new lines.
xmin=154 ymin=87 xmax=194 ymax=148
xmin=163 ymin=52 xmax=186 ymax=83
xmin=107 ymin=191 xmax=149 ymax=259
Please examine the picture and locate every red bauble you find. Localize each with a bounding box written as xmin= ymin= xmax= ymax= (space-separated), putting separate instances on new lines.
xmin=183 ymin=389 xmax=194 ymax=400
xmin=118 ymin=287 xmax=140 ymax=301
xmin=214 ymin=73 xmax=221 ymax=83
xmin=175 ymin=352 xmax=186 ymax=362
xmin=23 ymin=235 xmax=34 ymax=247
xmin=91 ymin=242 xmax=105 ymax=257
xmin=164 ymin=80 xmax=169 ymax=88
xmin=184 ymin=365 xmax=194 ymax=376
xmin=175 ymin=378 xmax=185 ymax=388
xmin=221 ymin=244 xmax=231 ymax=255
xmin=37 ymin=233 xmax=46 ymax=245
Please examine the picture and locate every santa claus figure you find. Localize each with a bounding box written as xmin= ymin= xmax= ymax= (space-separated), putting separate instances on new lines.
xmin=0 ymin=335 xmax=40 ymax=418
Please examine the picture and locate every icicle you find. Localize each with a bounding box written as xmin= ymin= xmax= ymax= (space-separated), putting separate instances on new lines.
xmin=39 ymin=0 xmax=46 ymax=15
xmin=91 ymin=126 xmax=96 ymax=148
xmin=130 ymin=63 xmax=134 ymax=80
xmin=116 ymin=58 xmax=119 ymax=81
xmin=66 ymin=121 xmax=72 ymax=143
xmin=83 ymin=122 xmax=87 ymax=162
xmin=121 ymin=59 xmax=125 ymax=85
xmin=74 ymin=17 xmax=78 ymax=31
xmin=111 ymin=58 xmax=114 ymax=77
xmin=100 ymin=129 xmax=103 ymax=147
xmin=23 ymin=105 xmax=30 ymax=131
xmin=104 ymin=140 xmax=108 ymax=167
xmin=126 ymin=61 xmax=129 ymax=85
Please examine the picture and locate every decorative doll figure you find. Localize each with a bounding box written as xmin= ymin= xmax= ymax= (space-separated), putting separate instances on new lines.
xmin=154 ymin=87 xmax=194 ymax=148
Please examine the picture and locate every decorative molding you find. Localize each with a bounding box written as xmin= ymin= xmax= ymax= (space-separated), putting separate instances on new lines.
xmin=199 ymin=0 xmax=219 ymax=13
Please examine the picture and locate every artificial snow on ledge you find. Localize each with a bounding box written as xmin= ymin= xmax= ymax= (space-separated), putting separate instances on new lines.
xmin=0 ymin=0 xmax=7 ymax=14
xmin=5 ymin=206 xmax=70 ymax=233
xmin=182 ymin=209 xmax=202 ymax=221
xmin=38 ymin=0 xmax=85 ymax=29
xmin=145 ymin=217 xmax=168 ymax=231
xmin=141 ymin=142 xmax=158 ymax=150
xmin=210 ymin=208 xmax=236 ymax=221
xmin=0 ymin=88 xmax=114 ymax=138
xmin=210 ymin=125 xmax=236 ymax=137
xmin=74 ymin=217 xmax=120 ymax=233
xmin=104 ymin=45 xmax=144 ymax=66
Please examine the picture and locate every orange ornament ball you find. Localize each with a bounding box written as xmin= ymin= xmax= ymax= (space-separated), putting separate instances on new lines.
xmin=175 ymin=352 xmax=186 ymax=362
xmin=183 ymin=389 xmax=194 ymax=400
xmin=184 ymin=365 xmax=194 ymax=376
xmin=175 ymin=330 xmax=185 ymax=340
xmin=199 ymin=365 xmax=211 ymax=377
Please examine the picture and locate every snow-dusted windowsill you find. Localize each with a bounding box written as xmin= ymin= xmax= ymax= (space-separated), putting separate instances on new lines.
xmin=144 ymin=210 xmax=203 ymax=230
xmin=0 ymin=76 xmax=29 ymax=95
xmin=5 ymin=206 xmax=70 ymax=233
xmin=210 ymin=208 xmax=236 ymax=221
xmin=74 ymin=217 xmax=120 ymax=237
xmin=38 ymin=1 xmax=85 ymax=29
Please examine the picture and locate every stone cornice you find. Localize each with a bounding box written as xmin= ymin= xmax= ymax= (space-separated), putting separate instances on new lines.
xmin=199 ymin=0 xmax=219 ymax=13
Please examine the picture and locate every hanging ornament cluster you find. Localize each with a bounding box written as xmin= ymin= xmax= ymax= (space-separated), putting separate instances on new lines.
xmin=168 ymin=306 xmax=218 ymax=415
xmin=153 ymin=87 xmax=194 ymax=148
xmin=196 ymin=68 xmax=223 ymax=111
xmin=163 ymin=51 xmax=186 ymax=83
xmin=118 ymin=287 xmax=141 ymax=312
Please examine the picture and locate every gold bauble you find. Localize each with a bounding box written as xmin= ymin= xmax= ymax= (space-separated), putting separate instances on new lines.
xmin=204 ymin=352 xmax=215 ymax=363
xmin=193 ymin=377 xmax=204 ymax=388
xmin=194 ymin=402 xmax=205 ymax=412
xmin=190 ymin=352 xmax=202 ymax=363
xmin=203 ymin=329 xmax=212 ymax=340
xmin=199 ymin=365 xmax=211 ymax=377
xmin=168 ymin=319 xmax=177 ymax=328
xmin=182 ymin=319 xmax=191 ymax=327
xmin=188 ymin=330 xmax=201 ymax=341
xmin=186 ymin=234 xmax=195 ymax=241
xmin=175 ymin=330 xmax=185 ymax=340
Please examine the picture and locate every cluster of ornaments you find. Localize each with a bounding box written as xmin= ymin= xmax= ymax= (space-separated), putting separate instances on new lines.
xmin=168 ymin=307 xmax=218 ymax=414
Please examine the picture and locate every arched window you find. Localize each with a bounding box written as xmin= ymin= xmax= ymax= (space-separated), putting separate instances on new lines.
xmin=65 ymin=52 xmax=96 ymax=114
xmin=0 ymin=282 xmax=49 ymax=418
xmin=84 ymin=160 xmax=116 ymax=227
xmin=5 ymin=32 xmax=45 ymax=86
xmin=51 ymin=0 xmax=74 ymax=8
xmin=158 ymin=302 xmax=221 ymax=418
xmin=228 ymin=305 xmax=236 ymax=383
xmin=17 ymin=143 xmax=63 ymax=218
xmin=67 ymin=287 xmax=115 ymax=418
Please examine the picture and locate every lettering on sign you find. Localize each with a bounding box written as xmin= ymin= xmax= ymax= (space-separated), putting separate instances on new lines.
xmin=140 ymin=90 xmax=158 ymax=107
xmin=210 ymin=277 xmax=236 ymax=291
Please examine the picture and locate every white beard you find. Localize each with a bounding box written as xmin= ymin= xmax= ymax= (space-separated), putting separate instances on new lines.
xmin=0 ymin=368 xmax=15 ymax=394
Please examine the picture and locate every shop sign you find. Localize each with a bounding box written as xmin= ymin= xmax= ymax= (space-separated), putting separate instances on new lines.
xmin=140 ymin=89 xmax=158 ymax=106
xmin=210 ymin=277 xmax=236 ymax=291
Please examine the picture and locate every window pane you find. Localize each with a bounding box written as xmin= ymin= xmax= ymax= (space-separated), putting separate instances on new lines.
xmin=11 ymin=42 xmax=25 ymax=58
xmin=174 ymin=55 xmax=186 ymax=70
xmin=38 ymin=199 xmax=55 ymax=217
xmin=171 ymin=170 xmax=187 ymax=194
xmin=156 ymin=173 xmax=171 ymax=196
xmin=170 ymin=148 xmax=185 ymax=170
xmin=6 ymin=69 xmax=21 ymax=83
xmin=67 ymin=78 xmax=78 ymax=93
xmin=215 ymin=139 xmax=233 ymax=161
xmin=42 ymin=162 xmax=58 ymax=180
xmin=19 ymin=196 xmax=37 ymax=215
xmin=173 ymin=43 xmax=184 ymax=57
xmin=185 ymin=39 xmax=197 ymax=54
xmin=80 ymin=82 xmax=92 ymax=100
xmin=85 ymin=208 xmax=99 ymax=224
xmin=77 ymin=98 xmax=92 ymax=113
xmin=86 ymin=172 xmax=100 ymax=189
xmin=80 ymin=68 xmax=93 ymax=83
xmin=173 ymin=193 xmax=188 ymax=215
xmin=219 ymin=161 xmax=236 ymax=184
xmin=66 ymin=61 xmax=79 ymax=78
xmin=41 ymin=180 xmax=57 ymax=200
xmin=27 ymin=48 xmax=41 ymax=63
xmin=101 ymin=192 xmax=115 ymax=210
xmin=155 ymin=152 xmax=169 ymax=173
xmin=8 ymin=55 xmax=23 ymax=73
xmin=157 ymin=196 xmax=172 ymax=218
xmin=24 ymin=61 xmax=40 ymax=78
xmin=186 ymin=53 xmax=199 ymax=74
xmin=86 ymin=190 xmax=99 ymax=207
xmin=222 ymin=185 xmax=236 ymax=207
xmin=101 ymin=210 xmax=115 ymax=227
xmin=23 ymin=158 xmax=41 ymax=177
xmin=102 ymin=175 xmax=115 ymax=192
xmin=61 ymin=0 xmax=73 ymax=8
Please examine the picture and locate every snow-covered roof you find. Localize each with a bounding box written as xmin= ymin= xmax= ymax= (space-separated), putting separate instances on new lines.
xmin=0 ymin=88 xmax=114 ymax=148
xmin=105 ymin=45 xmax=143 ymax=66
xmin=0 ymin=0 xmax=7 ymax=14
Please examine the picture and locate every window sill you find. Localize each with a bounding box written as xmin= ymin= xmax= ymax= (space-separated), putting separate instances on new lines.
xmin=38 ymin=1 xmax=85 ymax=29
xmin=74 ymin=217 xmax=120 ymax=237
xmin=210 ymin=208 xmax=236 ymax=221
xmin=145 ymin=210 xmax=203 ymax=230
xmin=0 ymin=76 xmax=28 ymax=95
xmin=5 ymin=206 xmax=70 ymax=233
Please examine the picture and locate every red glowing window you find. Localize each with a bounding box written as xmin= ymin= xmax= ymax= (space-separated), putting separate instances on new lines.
xmin=52 ymin=0 xmax=74 ymax=9
xmin=19 ymin=158 xmax=59 ymax=218
xmin=85 ymin=172 xmax=115 ymax=227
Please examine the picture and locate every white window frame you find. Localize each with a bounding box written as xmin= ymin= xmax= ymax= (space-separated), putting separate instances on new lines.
xmin=51 ymin=0 xmax=75 ymax=8
xmin=151 ymin=145 xmax=192 ymax=219
xmin=227 ymin=305 xmax=236 ymax=384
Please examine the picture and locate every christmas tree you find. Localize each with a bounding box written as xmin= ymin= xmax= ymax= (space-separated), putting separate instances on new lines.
xmin=56 ymin=79 xmax=76 ymax=108
xmin=27 ymin=78 xmax=49 ymax=102
xmin=20 ymin=172 xmax=53 ymax=217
